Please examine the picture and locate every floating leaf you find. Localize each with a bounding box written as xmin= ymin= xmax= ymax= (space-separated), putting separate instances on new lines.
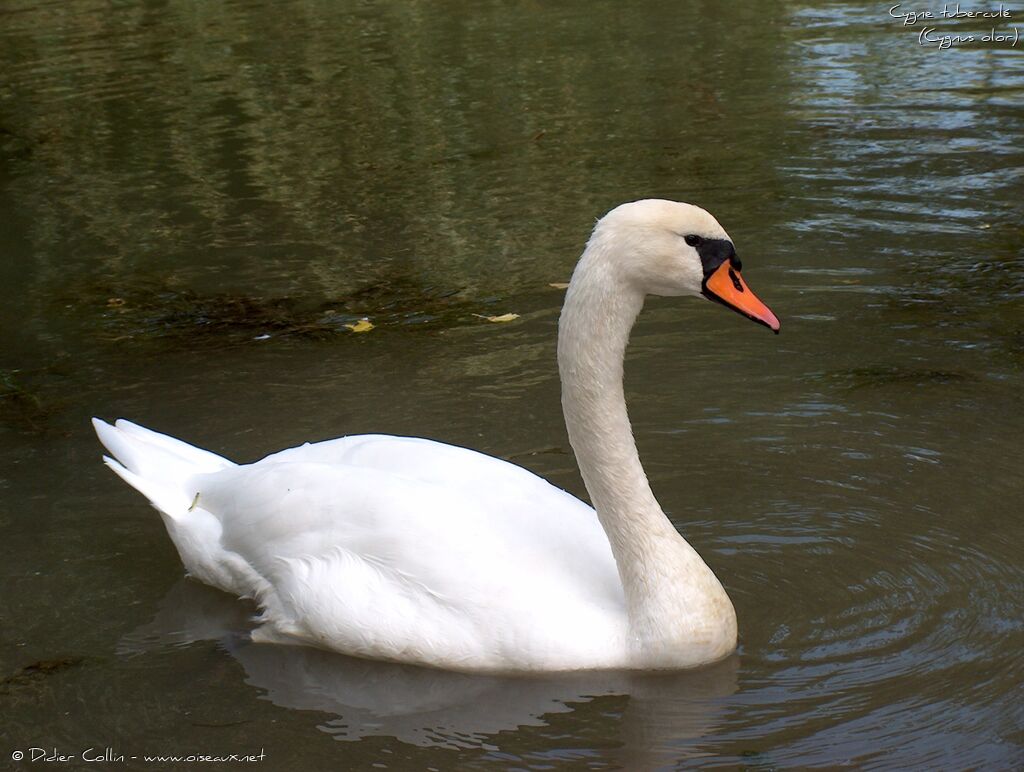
xmin=548 ymin=282 xmax=570 ymax=290
xmin=345 ymin=318 xmax=375 ymax=333
xmin=473 ymin=313 xmax=520 ymax=323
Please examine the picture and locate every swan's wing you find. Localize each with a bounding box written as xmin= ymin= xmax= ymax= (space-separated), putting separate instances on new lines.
xmin=257 ymin=434 xmax=622 ymax=598
xmin=260 ymin=434 xmax=558 ymax=496
xmin=187 ymin=455 xmax=626 ymax=671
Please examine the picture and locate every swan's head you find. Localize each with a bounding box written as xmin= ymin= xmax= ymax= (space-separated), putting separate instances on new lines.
xmin=590 ymin=199 xmax=780 ymax=333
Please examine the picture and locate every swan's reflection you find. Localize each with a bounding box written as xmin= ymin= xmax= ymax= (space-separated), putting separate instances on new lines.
xmin=123 ymin=580 xmax=738 ymax=757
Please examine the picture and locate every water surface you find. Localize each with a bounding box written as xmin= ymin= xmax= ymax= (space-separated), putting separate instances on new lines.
xmin=1 ymin=0 xmax=1022 ymax=768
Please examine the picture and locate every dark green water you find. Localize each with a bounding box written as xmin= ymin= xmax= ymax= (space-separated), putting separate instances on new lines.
xmin=2 ymin=1 xmax=1022 ymax=768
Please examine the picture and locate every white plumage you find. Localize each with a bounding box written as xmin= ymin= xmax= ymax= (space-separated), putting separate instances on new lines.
xmin=95 ymin=199 xmax=780 ymax=673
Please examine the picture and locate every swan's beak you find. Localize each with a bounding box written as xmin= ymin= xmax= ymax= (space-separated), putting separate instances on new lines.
xmin=701 ymin=261 xmax=781 ymax=333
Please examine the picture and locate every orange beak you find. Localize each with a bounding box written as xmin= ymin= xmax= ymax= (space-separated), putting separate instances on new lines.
xmin=702 ymin=260 xmax=780 ymax=333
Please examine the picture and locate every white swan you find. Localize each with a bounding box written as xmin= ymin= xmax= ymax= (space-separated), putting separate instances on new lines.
xmin=94 ymin=199 xmax=780 ymax=673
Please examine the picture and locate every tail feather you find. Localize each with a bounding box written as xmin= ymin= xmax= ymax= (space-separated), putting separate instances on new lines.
xmin=93 ymin=418 xmax=235 ymax=519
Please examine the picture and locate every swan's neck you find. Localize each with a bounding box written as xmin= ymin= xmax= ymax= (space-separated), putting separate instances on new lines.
xmin=557 ymin=239 xmax=735 ymax=663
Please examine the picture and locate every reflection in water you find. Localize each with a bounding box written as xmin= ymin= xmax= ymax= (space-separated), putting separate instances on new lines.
xmin=123 ymin=581 xmax=737 ymax=760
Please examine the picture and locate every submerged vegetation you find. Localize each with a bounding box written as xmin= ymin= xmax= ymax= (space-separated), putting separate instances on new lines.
xmin=65 ymin=277 xmax=498 ymax=348
xmin=0 ymin=657 xmax=85 ymax=702
xmin=0 ymin=367 xmax=69 ymax=434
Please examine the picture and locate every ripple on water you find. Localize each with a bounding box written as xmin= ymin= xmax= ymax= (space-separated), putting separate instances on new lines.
xmin=725 ymin=505 xmax=1023 ymax=765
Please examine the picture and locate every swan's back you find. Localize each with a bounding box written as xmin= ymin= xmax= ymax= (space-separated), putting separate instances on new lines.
xmin=96 ymin=420 xmax=628 ymax=671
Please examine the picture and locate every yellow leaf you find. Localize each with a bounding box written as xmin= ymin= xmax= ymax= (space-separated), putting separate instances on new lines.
xmin=473 ymin=313 xmax=520 ymax=323
xmin=345 ymin=319 xmax=375 ymax=333
xmin=548 ymin=282 xmax=570 ymax=290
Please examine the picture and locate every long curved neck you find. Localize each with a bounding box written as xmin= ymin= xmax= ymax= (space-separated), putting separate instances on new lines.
xmin=557 ymin=238 xmax=734 ymax=659
xmin=558 ymin=254 xmax=665 ymax=541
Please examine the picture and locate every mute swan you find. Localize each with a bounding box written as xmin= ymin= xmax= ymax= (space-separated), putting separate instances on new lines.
xmin=94 ymin=199 xmax=780 ymax=673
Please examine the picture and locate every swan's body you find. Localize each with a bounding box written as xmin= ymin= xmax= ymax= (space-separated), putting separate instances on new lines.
xmin=95 ymin=199 xmax=779 ymax=673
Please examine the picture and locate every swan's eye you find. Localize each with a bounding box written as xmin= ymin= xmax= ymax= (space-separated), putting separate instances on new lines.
xmin=684 ymin=235 xmax=703 ymax=247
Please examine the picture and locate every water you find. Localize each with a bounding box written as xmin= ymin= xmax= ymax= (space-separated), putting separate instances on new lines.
xmin=2 ymin=0 xmax=1022 ymax=768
